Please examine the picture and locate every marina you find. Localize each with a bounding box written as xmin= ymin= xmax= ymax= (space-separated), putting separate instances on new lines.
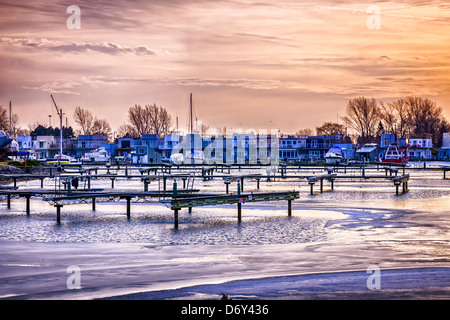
xmin=0 ymin=162 xmax=444 ymax=227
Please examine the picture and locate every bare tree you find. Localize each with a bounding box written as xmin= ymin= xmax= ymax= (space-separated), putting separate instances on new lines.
xmin=387 ymin=99 xmax=410 ymax=137
xmin=126 ymin=104 xmax=173 ymax=138
xmin=73 ymin=106 xmax=94 ymax=135
xmin=92 ymin=119 xmax=112 ymax=138
xmin=403 ymin=96 xmax=447 ymax=144
xmin=316 ymin=122 xmax=345 ymax=135
xmin=73 ymin=106 xmax=112 ymax=140
xmin=0 ymin=105 xmax=8 ymax=131
xmin=295 ymin=128 xmax=315 ymax=136
xmin=341 ymin=97 xmax=380 ymax=143
xmin=378 ymin=102 xmax=398 ymax=134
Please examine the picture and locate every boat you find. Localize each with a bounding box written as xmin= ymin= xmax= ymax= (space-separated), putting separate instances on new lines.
xmin=46 ymin=154 xmax=79 ymax=164
xmin=325 ymin=145 xmax=345 ymax=164
xmin=81 ymin=147 xmax=111 ymax=162
xmin=0 ymin=131 xmax=16 ymax=161
xmin=0 ymin=130 xmax=13 ymax=149
xmin=382 ymin=143 xmax=409 ymax=164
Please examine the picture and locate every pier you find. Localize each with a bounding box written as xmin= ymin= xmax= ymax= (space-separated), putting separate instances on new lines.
xmin=0 ymin=162 xmax=440 ymax=229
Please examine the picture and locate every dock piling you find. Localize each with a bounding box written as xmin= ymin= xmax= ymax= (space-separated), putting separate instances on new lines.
xmin=288 ymin=199 xmax=292 ymax=217
xmin=55 ymin=204 xmax=63 ymax=223
xmin=174 ymin=208 xmax=179 ymax=229
xmin=237 ymin=202 xmax=242 ymax=223
xmin=126 ymin=197 xmax=131 ymax=219
xmin=25 ymin=195 xmax=30 ymax=215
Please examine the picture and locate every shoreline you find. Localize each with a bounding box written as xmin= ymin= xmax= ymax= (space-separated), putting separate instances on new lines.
xmin=101 ymin=266 xmax=450 ymax=300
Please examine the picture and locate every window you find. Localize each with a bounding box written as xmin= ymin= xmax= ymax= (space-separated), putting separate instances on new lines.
xmin=311 ymin=140 xmax=317 ymax=148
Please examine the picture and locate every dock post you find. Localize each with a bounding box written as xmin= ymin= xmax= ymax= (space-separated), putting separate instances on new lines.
xmin=240 ymin=177 xmax=244 ymax=192
xmin=256 ymin=178 xmax=260 ymax=189
xmin=188 ymin=206 xmax=192 ymax=214
xmin=13 ymin=177 xmax=17 ymax=188
xmin=111 ymin=177 xmax=115 ymax=189
xmin=320 ymin=178 xmax=323 ymax=193
xmin=25 ymin=195 xmax=30 ymax=215
xmin=310 ymin=182 xmax=314 ymax=195
xmin=87 ymin=176 xmax=91 ymax=189
xmin=92 ymin=198 xmax=96 ymax=211
xmin=174 ymin=209 xmax=179 ymax=229
xmin=126 ymin=197 xmax=131 ymax=219
xmin=7 ymin=194 xmax=11 ymax=209
xmin=396 ymin=183 xmax=399 ymax=195
xmin=288 ymin=199 xmax=292 ymax=217
xmin=163 ymin=177 xmax=167 ymax=191
xmin=225 ymin=181 xmax=230 ymax=194
xmin=237 ymin=202 xmax=242 ymax=223
xmin=55 ymin=204 xmax=63 ymax=223
xmin=330 ymin=179 xmax=334 ymax=190
xmin=40 ymin=178 xmax=44 ymax=188
xmin=144 ymin=178 xmax=149 ymax=192
xmin=173 ymin=179 xmax=177 ymax=199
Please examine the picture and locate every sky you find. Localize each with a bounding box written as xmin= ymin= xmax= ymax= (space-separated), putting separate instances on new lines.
xmin=1 ymin=0 xmax=450 ymax=135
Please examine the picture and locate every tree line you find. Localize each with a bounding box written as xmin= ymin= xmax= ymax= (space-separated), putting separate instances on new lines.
xmin=2 ymin=96 xmax=450 ymax=147
xmin=297 ymin=96 xmax=450 ymax=147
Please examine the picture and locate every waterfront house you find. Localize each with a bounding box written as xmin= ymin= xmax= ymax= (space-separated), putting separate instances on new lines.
xmin=131 ymin=134 xmax=162 ymax=164
xmin=409 ymin=138 xmax=433 ymax=160
xmin=74 ymin=135 xmax=108 ymax=159
xmin=437 ymin=133 xmax=450 ymax=161
xmin=299 ymin=135 xmax=343 ymax=161
xmin=356 ymin=143 xmax=379 ymax=162
xmin=279 ymin=135 xmax=306 ymax=161
xmin=159 ymin=134 xmax=183 ymax=161
xmin=31 ymin=135 xmax=57 ymax=159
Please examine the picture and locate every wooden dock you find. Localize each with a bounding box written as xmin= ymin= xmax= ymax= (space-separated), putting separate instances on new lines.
xmin=162 ymin=191 xmax=299 ymax=228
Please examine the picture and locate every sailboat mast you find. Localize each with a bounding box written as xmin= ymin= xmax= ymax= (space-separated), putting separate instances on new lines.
xmin=190 ymin=93 xmax=193 ymax=135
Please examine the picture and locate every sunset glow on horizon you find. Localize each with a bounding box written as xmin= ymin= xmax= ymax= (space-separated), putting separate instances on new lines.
xmin=1 ymin=0 xmax=450 ymax=134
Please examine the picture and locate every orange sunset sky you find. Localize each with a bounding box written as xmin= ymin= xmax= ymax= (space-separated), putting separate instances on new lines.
xmin=1 ymin=0 xmax=450 ymax=134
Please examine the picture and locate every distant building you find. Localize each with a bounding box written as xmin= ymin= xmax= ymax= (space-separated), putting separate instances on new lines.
xmin=356 ymin=143 xmax=379 ymax=162
xmin=409 ymin=138 xmax=433 ymax=160
xmin=279 ymin=135 xmax=306 ymax=161
xmin=443 ymin=133 xmax=450 ymax=148
xmin=299 ymin=135 xmax=343 ymax=161
xmin=74 ymin=135 xmax=108 ymax=158
xmin=437 ymin=133 xmax=450 ymax=161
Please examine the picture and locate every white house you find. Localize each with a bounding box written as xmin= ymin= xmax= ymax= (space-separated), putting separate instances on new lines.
xmin=409 ymin=138 xmax=433 ymax=160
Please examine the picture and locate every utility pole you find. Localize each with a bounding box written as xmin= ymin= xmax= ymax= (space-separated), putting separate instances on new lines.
xmin=9 ymin=101 xmax=12 ymax=136
xmin=50 ymin=95 xmax=63 ymax=157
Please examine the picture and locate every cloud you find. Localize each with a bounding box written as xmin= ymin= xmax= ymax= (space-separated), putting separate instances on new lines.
xmin=0 ymin=37 xmax=155 ymax=56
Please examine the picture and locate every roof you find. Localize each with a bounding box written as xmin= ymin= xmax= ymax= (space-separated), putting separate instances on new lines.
xmin=356 ymin=145 xmax=378 ymax=153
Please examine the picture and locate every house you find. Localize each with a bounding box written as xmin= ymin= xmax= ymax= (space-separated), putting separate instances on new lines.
xmin=74 ymin=135 xmax=108 ymax=158
xmin=437 ymin=133 xmax=450 ymax=161
xmin=299 ymin=135 xmax=343 ymax=161
xmin=115 ymin=137 xmax=136 ymax=157
xmin=279 ymin=135 xmax=306 ymax=161
xmin=443 ymin=133 xmax=450 ymax=148
xmin=131 ymin=134 xmax=162 ymax=164
xmin=409 ymin=138 xmax=433 ymax=160
xmin=31 ymin=135 xmax=57 ymax=159
xmin=356 ymin=143 xmax=379 ymax=162
xmin=437 ymin=148 xmax=450 ymax=161
xmin=159 ymin=134 xmax=183 ymax=161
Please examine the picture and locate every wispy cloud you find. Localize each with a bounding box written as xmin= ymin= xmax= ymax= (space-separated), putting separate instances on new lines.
xmin=0 ymin=37 xmax=155 ymax=56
